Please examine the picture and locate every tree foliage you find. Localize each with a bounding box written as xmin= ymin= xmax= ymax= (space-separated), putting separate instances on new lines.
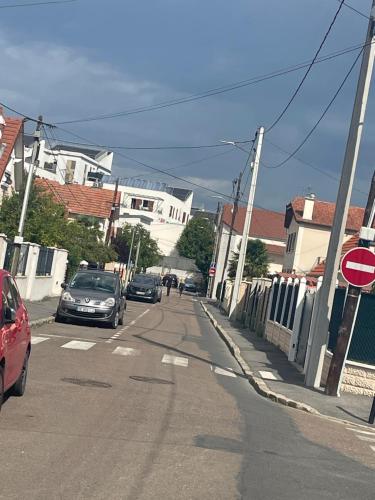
xmin=0 ymin=185 xmax=116 ymax=277
xmin=112 ymin=223 xmax=160 ymax=272
xmin=177 ymin=216 xmax=215 ymax=277
xmin=228 ymin=239 xmax=268 ymax=279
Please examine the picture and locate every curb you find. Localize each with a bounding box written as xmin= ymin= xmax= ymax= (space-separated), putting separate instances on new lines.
xmin=30 ymin=316 xmax=55 ymax=328
xmin=201 ymin=301 xmax=375 ymax=429
xmin=200 ymin=301 xmax=321 ymax=415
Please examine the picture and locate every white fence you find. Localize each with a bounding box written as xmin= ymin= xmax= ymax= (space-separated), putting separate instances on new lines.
xmin=0 ymin=233 xmax=68 ymax=301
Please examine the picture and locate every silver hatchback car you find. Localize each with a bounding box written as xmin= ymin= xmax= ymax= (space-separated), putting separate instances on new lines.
xmin=56 ymin=270 xmax=126 ymax=328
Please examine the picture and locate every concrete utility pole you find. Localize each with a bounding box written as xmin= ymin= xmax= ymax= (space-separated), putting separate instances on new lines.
xmin=11 ymin=116 xmax=43 ymax=276
xmin=229 ymin=126 xmax=264 ymax=318
xmin=105 ymin=177 xmax=119 ymax=245
xmin=207 ymin=202 xmax=222 ymax=298
xmin=124 ymin=226 xmax=137 ymax=288
xmin=134 ymin=236 xmax=141 ymax=273
xmin=305 ymin=2 xmax=375 ymax=388
xmin=218 ymin=173 xmax=242 ymax=303
xmin=325 ymin=170 xmax=375 ymax=396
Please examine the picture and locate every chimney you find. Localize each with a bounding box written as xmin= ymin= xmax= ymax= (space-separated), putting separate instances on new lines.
xmin=303 ymin=193 xmax=316 ymax=220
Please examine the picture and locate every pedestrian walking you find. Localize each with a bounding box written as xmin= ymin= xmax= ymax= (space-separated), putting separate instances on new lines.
xmin=179 ymin=281 xmax=184 ymax=297
xmin=166 ymin=276 xmax=172 ymax=296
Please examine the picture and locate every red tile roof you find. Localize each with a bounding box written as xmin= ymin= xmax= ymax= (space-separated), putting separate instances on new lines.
xmin=287 ymin=197 xmax=364 ymax=232
xmin=35 ymin=178 xmax=120 ymax=219
xmin=222 ymin=204 xmax=286 ymax=241
xmin=0 ymin=112 xmax=23 ymax=180
xmin=266 ymin=244 xmax=285 ymax=256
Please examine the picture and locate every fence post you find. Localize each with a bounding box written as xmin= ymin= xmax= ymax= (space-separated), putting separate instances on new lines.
xmin=288 ymin=278 xmax=306 ymax=362
xmin=304 ymin=276 xmax=323 ymax=374
xmin=266 ymin=276 xmax=278 ymax=321
xmin=274 ymin=277 xmax=285 ymax=324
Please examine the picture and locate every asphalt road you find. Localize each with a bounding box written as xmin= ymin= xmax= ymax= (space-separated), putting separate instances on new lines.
xmin=0 ymin=292 xmax=374 ymax=499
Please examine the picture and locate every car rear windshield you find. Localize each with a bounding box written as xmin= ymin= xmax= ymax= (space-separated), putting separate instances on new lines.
xmin=70 ymin=273 xmax=117 ymax=293
xmin=132 ymin=275 xmax=155 ymax=286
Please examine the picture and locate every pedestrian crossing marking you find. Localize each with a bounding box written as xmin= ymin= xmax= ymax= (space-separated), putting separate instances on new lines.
xmin=162 ymin=354 xmax=189 ymax=367
xmin=346 ymin=427 xmax=375 ymax=436
xmin=31 ymin=336 xmax=49 ymax=345
xmin=113 ymin=347 xmax=140 ymax=356
xmin=61 ymin=340 xmax=96 ymax=351
xmin=212 ymin=366 xmax=237 ymax=378
xmin=357 ymin=435 xmax=375 ymax=442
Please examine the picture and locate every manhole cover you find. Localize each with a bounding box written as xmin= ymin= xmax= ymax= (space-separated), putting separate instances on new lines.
xmin=129 ymin=376 xmax=174 ymax=385
xmin=61 ymin=378 xmax=112 ymax=388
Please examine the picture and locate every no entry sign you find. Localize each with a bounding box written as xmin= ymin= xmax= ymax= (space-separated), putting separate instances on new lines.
xmin=209 ymin=266 xmax=216 ymax=277
xmin=341 ymin=247 xmax=375 ymax=287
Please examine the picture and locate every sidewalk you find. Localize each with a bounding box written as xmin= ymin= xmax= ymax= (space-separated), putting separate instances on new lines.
xmin=25 ymin=297 xmax=59 ymax=325
xmin=203 ymin=301 xmax=374 ymax=427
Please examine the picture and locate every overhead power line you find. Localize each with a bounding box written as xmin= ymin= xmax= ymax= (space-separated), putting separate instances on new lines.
xmin=266 ymin=0 xmax=345 ymax=133
xmin=0 ymin=0 xmax=77 ymax=9
xmin=334 ymin=0 xmax=369 ymax=20
xmin=262 ymin=48 xmax=363 ymax=170
xmin=53 ymin=41 xmax=370 ymax=126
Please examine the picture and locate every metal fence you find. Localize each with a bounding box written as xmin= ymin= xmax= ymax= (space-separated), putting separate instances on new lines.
xmin=36 ymin=247 xmax=54 ymax=276
xmin=3 ymin=243 xmax=29 ymax=276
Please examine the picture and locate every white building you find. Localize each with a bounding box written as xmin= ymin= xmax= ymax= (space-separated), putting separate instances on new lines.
xmin=0 ymin=109 xmax=24 ymax=202
xmin=102 ymin=177 xmax=193 ymax=256
xmin=24 ymin=137 xmax=113 ymax=185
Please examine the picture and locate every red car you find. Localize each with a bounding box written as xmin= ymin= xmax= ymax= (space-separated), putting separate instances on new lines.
xmin=0 ymin=270 xmax=31 ymax=411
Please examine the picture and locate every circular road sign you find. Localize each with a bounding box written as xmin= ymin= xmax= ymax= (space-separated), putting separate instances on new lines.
xmin=341 ymin=247 xmax=375 ymax=287
xmin=209 ymin=267 xmax=216 ymax=277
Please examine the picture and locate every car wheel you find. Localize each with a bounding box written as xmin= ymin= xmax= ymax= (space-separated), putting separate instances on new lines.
xmin=119 ymin=308 xmax=125 ymax=325
xmin=0 ymin=366 xmax=4 ymax=412
xmin=55 ymin=310 xmax=66 ymax=323
xmin=12 ymin=351 xmax=29 ymax=397
xmin=110 ymin=311 xmax=119 ymax=329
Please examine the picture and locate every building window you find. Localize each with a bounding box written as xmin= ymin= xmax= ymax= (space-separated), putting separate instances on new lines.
xmin=142 ymin=200 xmax=149 ymax=209
xmin=131 ymin=198 xmax=137 ymax=209
xmin=65 ymin=160 xmax=76 ymax=183
xmin=182 ymin=212 xmax=186 ymax=224
xmin=286 ymin=232 xmax=296 ymax=253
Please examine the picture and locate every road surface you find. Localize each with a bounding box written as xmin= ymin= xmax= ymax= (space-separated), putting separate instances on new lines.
xmin=0 ymin=292 xmax=374 ymax=499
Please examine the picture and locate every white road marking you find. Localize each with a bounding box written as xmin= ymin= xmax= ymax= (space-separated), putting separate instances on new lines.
xmin=31 ymin=336 xmax=49 ymax=345
xmin=162 ymin=354 xmax=189 ymax=367
xmin=258 ymin=370 xmax=278 ymax=380
xmin=61 ymin=340 xmax=96 ymax=351
xmin=346 ymin=428 xmax=375 ymax=436
xmin=370 ymin=445 xmax=375 ymax=453
xmin=213 ymin=366 xmax=237 ymax=378
xmin=113 ymin=347 xmax=140 ymax=356
xmin=357 ymin=435 xmax=375 ymax=442
xmin=106 ymin=308 xmax=150 ymax=343
xmin=346 ymin=261 xmax=375 ymax=274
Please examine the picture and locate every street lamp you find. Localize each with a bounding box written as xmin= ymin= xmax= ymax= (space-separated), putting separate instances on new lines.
xmin=220 ymin=140 xmax=251 ymax=155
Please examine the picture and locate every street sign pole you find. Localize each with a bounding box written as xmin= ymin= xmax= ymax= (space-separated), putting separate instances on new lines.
xmin=325 ymin=172 xmax=375 ymax=396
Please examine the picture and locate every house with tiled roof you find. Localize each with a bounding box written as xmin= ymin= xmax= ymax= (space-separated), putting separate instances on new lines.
xmin=283 ymin=194 xmax=364 ymax=275
xmin=0 ymin=108 xmax=24 ymax=202
xmin=35 ymin=178 xmax=120 ymax=240
xmin=211 ymin=204 xmax=286 ymax=297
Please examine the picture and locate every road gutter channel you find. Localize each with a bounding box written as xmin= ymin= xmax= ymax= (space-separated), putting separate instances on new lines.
xmin=200 ymin=301 xmax=374 ymax=431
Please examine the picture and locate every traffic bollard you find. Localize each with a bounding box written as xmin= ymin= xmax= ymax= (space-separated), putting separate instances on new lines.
xmin=369 ymin=396 xmax=375 ymax=425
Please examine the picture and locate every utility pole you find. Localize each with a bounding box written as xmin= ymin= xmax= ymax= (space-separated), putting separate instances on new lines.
xmin=105 ymin=177 xmax=119 ymax=245
xmin=325 ymin=170 xmax=375 ymax=396
xmin=207 ymin=202 xmax=222 ymax=298
xmin=229 ymin=126 xmax=264 ymax=318
xmin=305 ymin=2 xmax=375 ymax=388
xmin=124 ymin=226 xmax=137 ymax=288
xmin=11 ymin=116 xmax=43 ymax=276
xmin=134 ymin=235 xmax=141 ymax=274
xmin=218 ymin=174 xmax=242 ymax=303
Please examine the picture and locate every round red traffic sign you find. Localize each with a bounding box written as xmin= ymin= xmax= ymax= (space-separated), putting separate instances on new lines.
xmin=341 ymin=247 xmax=375 ymax=287
xmin=209 ymin=267 xmax=216 ymax=277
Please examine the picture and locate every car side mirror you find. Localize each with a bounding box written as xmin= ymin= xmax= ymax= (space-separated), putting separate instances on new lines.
xmin=4 ymin=307 xmax=16 ymax=324
xmin=61 ymin=283 xmax=67 ymax=289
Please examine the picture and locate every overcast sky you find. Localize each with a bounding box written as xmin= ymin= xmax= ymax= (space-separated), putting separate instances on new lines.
xmin=1 ymin=0 xmax=374 ymax=212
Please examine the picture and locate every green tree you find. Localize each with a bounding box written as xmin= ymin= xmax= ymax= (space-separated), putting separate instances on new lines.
xmin=113 ymin=223 xmax=160 ymax=271
xmin=0 ymin=185 xmax=117 ymax=277
xmin=228 ymin=239 xmax=268 ymax=279
xmin=177 ymin=216 xmax=215 ymax=278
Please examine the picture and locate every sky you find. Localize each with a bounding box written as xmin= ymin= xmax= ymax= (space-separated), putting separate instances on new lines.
xmin=1 ymin=0 xmax=375 ymax=212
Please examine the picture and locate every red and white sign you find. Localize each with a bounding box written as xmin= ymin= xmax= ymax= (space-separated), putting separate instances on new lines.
xmin=209 ymin=267 xmax=216 ymax=277
xmin=341 ymin=247 xmax=375 ymax=287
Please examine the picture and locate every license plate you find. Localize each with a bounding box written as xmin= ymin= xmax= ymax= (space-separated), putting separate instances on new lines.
xmin=77 ymin=306 xmax=95 ymax=313
xmin=136 ymin=291 xmax=146 ymax=295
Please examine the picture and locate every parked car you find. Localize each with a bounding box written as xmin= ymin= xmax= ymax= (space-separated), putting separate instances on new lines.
xmin=162 ymin=274 xmax=178 ymax=288
xmin=183 ymin=278 xmax=198 ymax=294
xmin=56 ymin=270 xmax=126 ymax=329
xmin=127 ymin=274 xmax=162 ymax=303
xmin=0 ymin=270 xmax=31 ymax=411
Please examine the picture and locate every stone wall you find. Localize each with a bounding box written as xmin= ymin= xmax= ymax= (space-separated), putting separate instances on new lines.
xmin=265 ymin=320 xmax=291 ymax=356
